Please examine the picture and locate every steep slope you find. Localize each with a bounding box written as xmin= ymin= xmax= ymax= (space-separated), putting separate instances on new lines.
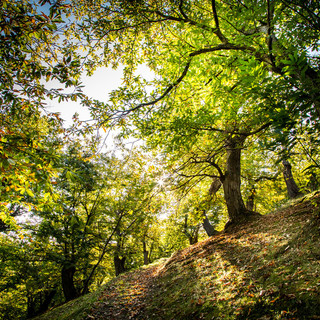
xmin=35 ymin=192 xmax=320 ymax=320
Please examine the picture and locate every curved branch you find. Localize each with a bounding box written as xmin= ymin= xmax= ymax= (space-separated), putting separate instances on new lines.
xmin=179 ymin=0 xmax=189 ymax=20
xmin=149 ymin=9 xmax=217 ymax=33
xmin=104 ymin=42 xmax=271 ymax=126
xmin=121 ymin=60 xmax=191 ymax=115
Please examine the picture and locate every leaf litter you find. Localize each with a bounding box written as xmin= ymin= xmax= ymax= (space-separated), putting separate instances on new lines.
xmin=86 ymin=192 xmax=320 ymax=319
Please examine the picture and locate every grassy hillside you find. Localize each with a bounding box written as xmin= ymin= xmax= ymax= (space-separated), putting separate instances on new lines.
xmin=34 ymin=192 xmax=320 ymax=320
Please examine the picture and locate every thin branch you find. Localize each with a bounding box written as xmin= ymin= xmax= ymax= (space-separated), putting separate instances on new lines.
xmin=296 ymin=136 xmax=320 ymax=169
xmin=102 ymin=39 xmax=270 ymax=126
xmin=103 ymin=60 xmax=191 ymax=124
xmin=267 ymin=0 xmax=275 ymax=66
xmin=281 ymin=0 xmax=320 ymax=31
xmin=245 ymin=121 xmax=271 ymax=137
xmin=148 ymin=9 xmax=217 ymax=33
xmin=253 ymin=174 xmax=279 ymax=182
xmin=81 ymin=212 xmax=124 ymax=294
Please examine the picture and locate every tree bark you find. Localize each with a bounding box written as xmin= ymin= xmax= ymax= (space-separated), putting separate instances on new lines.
xmin=27 ymin=296 xmax=36 ymax=319
xmin=202 ymin=212 xmax=217 ymax=236
xmin=188 ymin=232 xmax=198 ymax=245
xmin=184 ymin=214 xmax=199 ymax=245
xmin=114 ymin=254 xmax=126 ymax=276
xmin=222 ymin=136 xmax=254 ymax=225
xmin=37 ymin=289 xmax=57 ymax=315
xmin=201 ymin=178 xmax=222 ymax=236
xmin=61 ymin=264 xmax=77 ymax=301
xmin=282 ymin=160 xmax=303 ymax=198
xmin=142 ymin=241 xmax=149 ymax=265
xmin=246 ymin=186 xmax=255 ymax=211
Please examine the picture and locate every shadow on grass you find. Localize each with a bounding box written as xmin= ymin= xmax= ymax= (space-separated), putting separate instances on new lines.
xmin=88 ymin=194 xmax=320 ymax=320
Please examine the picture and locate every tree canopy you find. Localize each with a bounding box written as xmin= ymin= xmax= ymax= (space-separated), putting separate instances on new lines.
xmin=1 ymin=0 xmax=320 ymax=318
xmin=71 ymin=0 xmax=320 ymax=223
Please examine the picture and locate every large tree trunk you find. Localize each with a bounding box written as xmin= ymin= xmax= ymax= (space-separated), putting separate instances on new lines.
xmin=222 ymin=136 xmax=254 ymax=225
xmin=282 ymin=160 xmax=303 ymax=198
xmin=61 ymin=264 xmax=77 ymax=301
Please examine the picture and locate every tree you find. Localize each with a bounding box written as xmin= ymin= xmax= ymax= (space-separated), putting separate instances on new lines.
xmin=282 ymin=159 xmax=303 ymax=199
xmin=0 ymin=0 xmax=85 ymax=226
xmin=101 ymin=150 xmax=164 ymax=275
xmin=0 ymin=231 xmax=62 ymax=319
xmin=70 ymin=0 xmax=319 ymax=226
xmin=32 ymin=141 xmax=104 ymax=301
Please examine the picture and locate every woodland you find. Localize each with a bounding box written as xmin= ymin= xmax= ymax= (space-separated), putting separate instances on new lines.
xmin=0 ymin=0 xmax=320 ymax=319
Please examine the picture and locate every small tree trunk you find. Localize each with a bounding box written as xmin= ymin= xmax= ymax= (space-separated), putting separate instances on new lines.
xmin=184 ymin=215 xmax=199 ymax=245
xmin=143 ymin=241 xmax=149 ymax=265
xmin=246 ymin=186 xmax=255 ymax=211
xmin=282 ymin=160 xmax=303 ymax=198
xmin=27 ymin=296 xmax=36 ymax=319
xmin=202 ymin=212 xmax=217 ymax=236
xmin=114 ymin=254 xmax=126 ymax=276
xmin=189 ymin=231 xmax=198 ymax=245
xmin=223 ymin=136 xmax=253 ymax=225
xmin=307 ymin=172 xmax=319 ymax=192
xmin=37 ymin=289 xmax=56 ymax=315
xmin=61 ymin=264 xmax=77 ymax=301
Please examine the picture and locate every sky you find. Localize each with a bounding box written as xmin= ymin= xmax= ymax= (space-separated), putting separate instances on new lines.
xmin=45 ymin=63 xmax=155 ymax=154
xmin=47 ymin=64 xmax=154 ymax=127
xmin=47 ymin=66 xmax=124 ymax=127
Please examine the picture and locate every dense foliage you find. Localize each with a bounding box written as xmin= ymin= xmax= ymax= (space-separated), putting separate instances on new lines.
xmin=0 ymin=0 xmax=319 ymax=319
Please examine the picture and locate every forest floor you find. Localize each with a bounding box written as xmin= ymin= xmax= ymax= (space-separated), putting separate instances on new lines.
xmin=35 ymin=192 xmax=320 ymax=320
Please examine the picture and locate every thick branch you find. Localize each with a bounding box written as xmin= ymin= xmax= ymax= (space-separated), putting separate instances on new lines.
xmin=104 ymin=39 xmax=272 ymax=126
xmin=211 ymin=0 xmax=228 ymax=42
xmin=253 ymin=173 xmax=279 ymax=182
